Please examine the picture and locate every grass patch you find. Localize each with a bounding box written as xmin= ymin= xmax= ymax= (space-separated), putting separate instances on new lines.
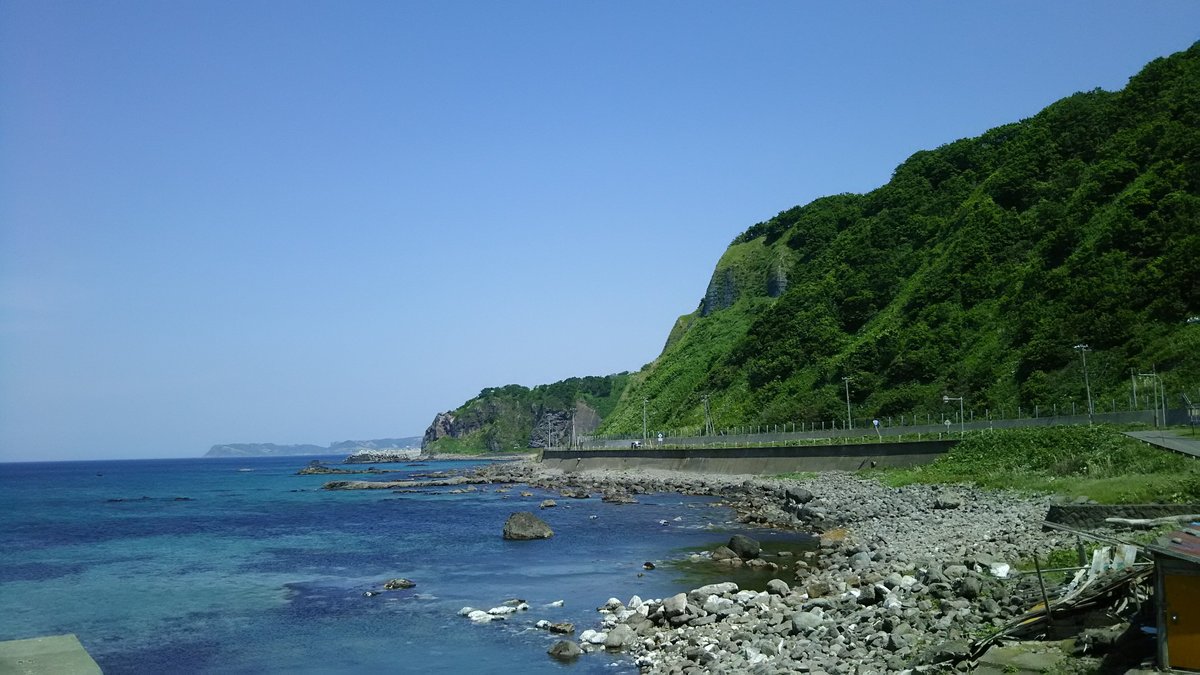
xmin=874 ymin=425 xmax=1200 ymax=504
xmin=423 ymin=436 xmax=493 ymax=456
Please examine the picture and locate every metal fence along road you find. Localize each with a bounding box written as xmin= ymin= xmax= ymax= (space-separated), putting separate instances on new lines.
xmin=577 ymin=408 xmax=1188 ymax=450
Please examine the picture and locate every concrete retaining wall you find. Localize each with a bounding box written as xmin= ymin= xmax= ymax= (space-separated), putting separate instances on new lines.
xmin=540 ymin=440 xmax=956 ymax=474
xmin=1044 ymin=503 xmax=1200 ymax=529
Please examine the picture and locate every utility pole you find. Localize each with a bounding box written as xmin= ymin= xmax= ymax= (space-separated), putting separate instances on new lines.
xmin=702 ymin=395 xmax=714 ymax=436
xmin=642 ymin=398 xmax=648 ymax=441
xmin=1074 ymin=344 xmax=1093 ymax=423
xmin=1159 ymin=368 xmax=1168 ymax=428
xmin=1140 ymin=371 xmax=1161 ymax=427
xmin=943 ymin=395 xmax=964 ymax=437
xmin=1131 ymin=368 xmax=1138 ymax=409
xmin=545 ymin=413 xmax=554 ymax=450
xmin=842 ymin=377 xmax=853 ymax=430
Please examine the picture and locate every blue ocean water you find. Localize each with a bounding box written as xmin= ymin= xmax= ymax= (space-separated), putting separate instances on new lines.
xmin=0 ymin=456 xmax=808 ymax=674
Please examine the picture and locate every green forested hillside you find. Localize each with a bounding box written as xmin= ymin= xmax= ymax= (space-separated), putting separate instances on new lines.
xmin=422 ymin=373 xmax=630 ymax=453
xmin=425 ymin=44 xmax=1200 ymax=451
xmin=599 ymin=42 xmax=1200 ymax=435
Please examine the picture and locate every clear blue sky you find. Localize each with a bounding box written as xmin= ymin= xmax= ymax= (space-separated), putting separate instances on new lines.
xmin=1 ymin=2 xmax=1197 ymax=461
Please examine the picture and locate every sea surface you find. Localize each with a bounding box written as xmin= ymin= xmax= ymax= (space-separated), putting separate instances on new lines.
xmin=0 ymin=456 xmax=811 ymax=674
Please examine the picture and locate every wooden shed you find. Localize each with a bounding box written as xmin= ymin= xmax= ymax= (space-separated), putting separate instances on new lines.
xmin=1149 ymin=525 xmax=1200 ymax=671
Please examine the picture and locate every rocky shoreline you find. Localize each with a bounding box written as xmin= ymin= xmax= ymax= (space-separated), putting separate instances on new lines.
xmin=321 ymin=459 xmax=1134 ymax=672
xmin=454 ymin=461 xmax=1096 ymax=673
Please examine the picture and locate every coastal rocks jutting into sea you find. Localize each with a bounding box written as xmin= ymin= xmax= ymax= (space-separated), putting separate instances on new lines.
xmin=321 ymin=461 xmax=1081 ymax=673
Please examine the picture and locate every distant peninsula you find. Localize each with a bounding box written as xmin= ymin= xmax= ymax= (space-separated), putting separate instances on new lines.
xmin=204 ymin=437 xmax=422 ymax=458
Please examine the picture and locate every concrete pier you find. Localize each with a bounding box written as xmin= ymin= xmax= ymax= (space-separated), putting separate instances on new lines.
xmin=0 ymin=634 xmax=101 ymax=674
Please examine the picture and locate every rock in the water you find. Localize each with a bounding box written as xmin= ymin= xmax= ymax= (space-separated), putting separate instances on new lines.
xmin=383 ymin=578 xmax=416 ymax=590
xmin=579 ymin=629 xmax=608 ymax=645
xmin=728 ymin=534 xmax=761 ymax=559
xmin=502 ymin=511 xmax=554 ymax=540
xmin=547 ymin=640 xmax=583 ymax=661
xmin=466 ymin=610 xmax=494 ymax=623
xmin=643 ymin=561 xmax=656 ymax=570
xmin=711 ymin=545 xmax=738 ymax=561
xmin=549 ymin=622 xmax=575 ymax=634
xmin=539 ymin=499 xmax=557 ymax=509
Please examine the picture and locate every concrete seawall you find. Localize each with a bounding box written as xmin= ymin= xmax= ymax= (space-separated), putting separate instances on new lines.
xmin=540 ymin=440 xmax=957 ymax=474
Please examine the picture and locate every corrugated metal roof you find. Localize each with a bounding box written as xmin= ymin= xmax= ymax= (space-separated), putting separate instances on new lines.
xmin=1148 ymin=525 xmax=1200 ymax=565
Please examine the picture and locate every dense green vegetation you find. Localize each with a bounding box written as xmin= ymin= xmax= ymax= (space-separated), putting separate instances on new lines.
xmin=876 ymin=426 xmax=1200 ymax=504
xmin=599 ymin=42 xmax=1200 ymax=435
xmin=423 ymin=373 xmax=630 ymax=453
xmin=430 ymin=45 xmax=1199 ymax=453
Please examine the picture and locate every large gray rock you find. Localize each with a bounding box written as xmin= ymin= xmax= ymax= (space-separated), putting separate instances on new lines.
xmin=785 ymin=487 xmax=814 ymax=504
xmin=662 ymin=592 xmax=688 ymax=618
xmin=604 ymin=624 xmax=635 ymax=649
xmin=689 ymin=582 xmax=738 ymax=601
xmin=547 ymin=640 xmax=582 ymax=661
xmin=934 ymin=491 xmax=963 ymax=509
xmin=791 ymin=610 xmax=823 ymax=634
xmin=711 ymin=545 xmax=738 ymax=561
xmin=766 ymin=578 xmax=791 ymax=596
xmin=502 ymin=512 xmax=554 ymax=540
xmin=728 ymin=534 xmax=761 ymax=559
xmin=958 ymin=576 xmax=982 ymax=600
xmin=849 ymin=551 xmax=873 ymax=569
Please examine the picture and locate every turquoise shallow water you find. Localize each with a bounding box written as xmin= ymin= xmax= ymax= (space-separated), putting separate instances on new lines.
xmin=0 ymin=456 xmax=808 ymax=673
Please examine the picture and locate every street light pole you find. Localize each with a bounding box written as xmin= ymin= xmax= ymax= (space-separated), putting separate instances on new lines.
xmin=943 ymin=395 xmax=964 ymax=436
xmin=1074 ymin=344 xmax=1093 ymax=423
xmin=842 ymin=377 xmax=853 ymax=430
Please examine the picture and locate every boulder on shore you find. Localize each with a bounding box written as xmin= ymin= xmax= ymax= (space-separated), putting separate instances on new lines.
xmin=728 ymin=534 xmax=761 ymax=559
xmin=503 ymin=511 xmax=554 ymax=540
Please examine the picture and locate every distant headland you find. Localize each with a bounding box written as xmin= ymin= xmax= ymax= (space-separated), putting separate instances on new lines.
xmin=203 ymin=437 xmax=422 ymax=458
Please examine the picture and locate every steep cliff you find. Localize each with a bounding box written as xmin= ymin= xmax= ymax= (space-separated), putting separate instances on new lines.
xmin=426 ymin=42 xmax=1200 ymax=447
xmin=599 ymin=42 xmax=1200 ymax=434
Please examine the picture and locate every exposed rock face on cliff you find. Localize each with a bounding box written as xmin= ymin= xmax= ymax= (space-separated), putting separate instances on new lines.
xmin=420 ymin=376 xmax=627 ymax=453
xmin=423 ymin=412 xmax=456 ymax=446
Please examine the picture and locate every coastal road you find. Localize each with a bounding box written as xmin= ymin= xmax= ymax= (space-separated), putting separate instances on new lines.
xmin=1124 ymin=430 xmax=1200 ymax=459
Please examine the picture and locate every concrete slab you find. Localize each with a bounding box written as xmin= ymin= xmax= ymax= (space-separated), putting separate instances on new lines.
xmin=0 ymin=634 xmax=101 ymax=675
xmin=976 ymin=640 xmax=1072 ymax=674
